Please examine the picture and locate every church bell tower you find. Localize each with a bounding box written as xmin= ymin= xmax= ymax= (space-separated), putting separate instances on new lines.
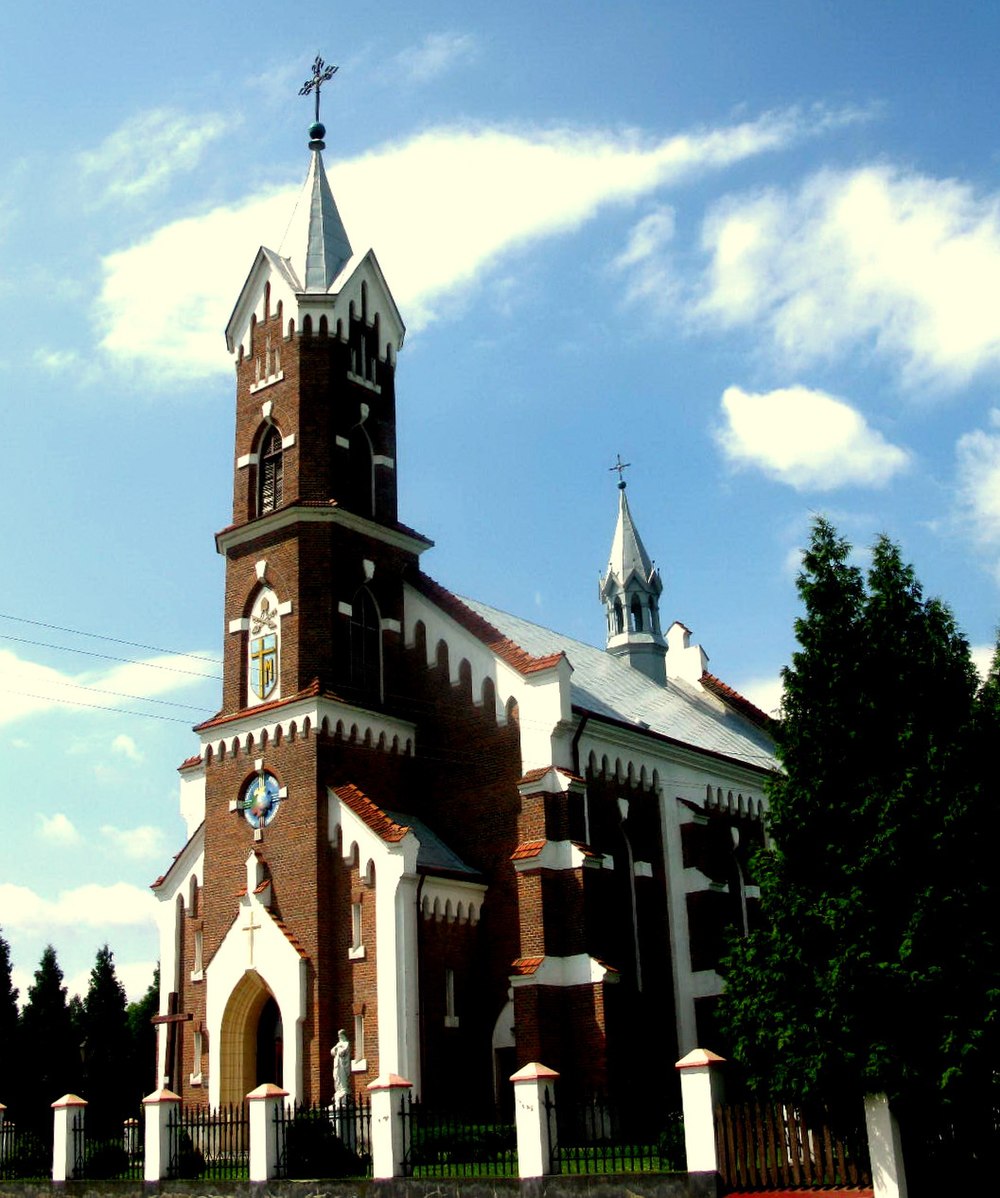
xmin=161 ymin=62 xmax=434 ymax=1109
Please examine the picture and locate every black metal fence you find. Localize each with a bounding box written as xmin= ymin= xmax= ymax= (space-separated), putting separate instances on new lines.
xmin=167 ymin=1102 xmax=249 ymax=1180
xmin=546 ymin=1091 xmax=685 ymax=1174
xmin=275 ymin=1098 xmax=372 ymax=1178
xmin=70 ymin=1112 xmax=144 ymax=1180
xmin=400 ymin=1094 xmax=517 ymax=1177
xmin=0 ymin=1114 xmax=52 ymax=1181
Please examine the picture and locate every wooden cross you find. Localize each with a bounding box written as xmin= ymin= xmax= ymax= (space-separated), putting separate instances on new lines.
xmin=299 ymin=54 xmax=338 ymax=123
xmin=242 ymin=911 xmax=262 ymax=965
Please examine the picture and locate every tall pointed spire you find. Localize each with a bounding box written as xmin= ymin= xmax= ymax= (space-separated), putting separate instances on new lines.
xmin=599 ymin=463 xmax=667 ymax=684
xmin=278 ymin=57 xmax=354 ymax=293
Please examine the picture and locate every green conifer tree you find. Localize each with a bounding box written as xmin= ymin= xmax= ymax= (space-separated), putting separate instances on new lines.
xmin=79 ymin=945 xmax=132 ymax=1135
xmin=18 ymin=946 xmax=78 ymax=1126
xmin=126 ymin=965 xmax=160 ymax=1104
xmin=720 ymin=519 xmax=996 ymax=1129
xmin=0 ymin=930 xmax=20 ymax=1102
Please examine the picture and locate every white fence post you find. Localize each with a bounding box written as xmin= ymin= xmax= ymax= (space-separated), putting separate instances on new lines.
xmin=865 ymin=1092 xmax=908 ymax=1198
xmin=367 ymin=1073 xmax=412 ymax=1179
xmin=510 ymin=1062 xmax=560 ymax=1178
xmin=675 ymin=1048 xmax=726 ymax=1174
xmin=142 ymin=1086 xmax=181 ymax=1181
xmin=51 ymin=1094 xmax=87 ymax=1182
xmin=247 ymin=1082 xmax=289 ymax=1182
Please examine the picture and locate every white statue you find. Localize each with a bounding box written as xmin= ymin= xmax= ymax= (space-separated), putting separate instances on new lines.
xmin=331 ymin=1028 xmax=351 ymax=1107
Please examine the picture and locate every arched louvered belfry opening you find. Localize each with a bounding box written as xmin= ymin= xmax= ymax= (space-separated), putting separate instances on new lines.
xmin=258 ymin=425 xmax=283 ymax=515
xmin=350 ymin=587 xmax=382 ymax=699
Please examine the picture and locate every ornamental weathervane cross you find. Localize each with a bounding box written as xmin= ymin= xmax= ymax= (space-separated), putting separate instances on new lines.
xmin=299 ymin=54 xmax=338 ymax=123
xmin=610 ymin=454 xmax=631 ymax=488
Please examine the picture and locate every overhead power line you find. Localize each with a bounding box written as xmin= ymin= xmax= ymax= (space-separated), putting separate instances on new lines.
xmin=0 ymin=611 xmax=221 ymax=665
xmin=0 ymin=634 xmax=222 ymax=680
xmin=4 ymin=690 xmax=202 ymax=725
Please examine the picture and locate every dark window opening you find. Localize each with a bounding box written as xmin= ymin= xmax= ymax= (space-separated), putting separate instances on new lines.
xmin=350 ymin=589 xmax=381 ymax=698
xmin=631 ymin=595 xmax=644 ymax=632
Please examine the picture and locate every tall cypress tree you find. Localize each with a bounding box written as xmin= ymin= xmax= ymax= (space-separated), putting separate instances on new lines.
xmin=19 ymin=946 xmax=78 ymax=1125
xmin=720 ymin=519 xmax=995 ymax=1122
xmin=0 ymin=930 xmax=19 ymax=1102
xmin=79 ymin=945 xmax=132 ymax=1134
xmin=126 ymin=964 xmax=160 ymax=1105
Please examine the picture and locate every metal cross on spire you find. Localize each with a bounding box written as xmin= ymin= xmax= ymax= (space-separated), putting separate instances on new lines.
xmin=610 ymin=454 xmax=631 ymax=489
xmin=299 ymin=54 xmax=338 ymax=123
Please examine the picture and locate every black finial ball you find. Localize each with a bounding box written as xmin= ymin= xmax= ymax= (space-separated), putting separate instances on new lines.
xmin=309 ymin=121 xmax=326 ymax=141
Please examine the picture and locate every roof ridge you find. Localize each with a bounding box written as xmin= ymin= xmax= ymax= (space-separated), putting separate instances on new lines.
xmin=333 ymin=782 xmax=411 ymax=843
xmin=410 ymin=572 xmax=566 ymax=676
xmin=700 ymin=670 xmax=774 ymax=729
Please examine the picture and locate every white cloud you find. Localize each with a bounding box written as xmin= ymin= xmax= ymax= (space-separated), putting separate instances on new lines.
xmin=612 ymin=207 xmax=678 ymax=307
xmin=0 ymin=646 xmax=214 ymax=727
xmin=34 ymin=348 xmax=80 ymax=372
xmin=78 ymin=109 xmax=227 ymax=204
xmin=96 ymin=106 xmax=845 ymax=383
xmin=698 ymin=165 xmax=1000 ymax=386
xmin=0 ymin=881 xmax=157 ymax=930
xmin=971 ymin=643 xmax=997 ymax=681
xmin=100 ymin=824 xmax=164 ymax=861
xmin=393 ymin=32 xmax=479 ymax=83
xmin=37 ymin=812 xmax=81 ymax=845
xmin=717 ymin=384 xmax=911 ymax=490
xmin=955 ymin=411 xmax=1000 ymax=565
xmin=111 ymin=733 xmax=144 ymax=763
xmin=737 ymin=673 xmax=784 ymax=719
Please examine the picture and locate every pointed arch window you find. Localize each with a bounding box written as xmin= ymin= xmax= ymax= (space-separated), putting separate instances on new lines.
xmin=613 ymin=598 xmax=624 ymax=635
xmin=259 ymin=426 xmax=283 ymax=515
xmin=630 ymin=596 xmax=644 ymax=632
xmin=350 ymin=588 xmax=382 ymax=699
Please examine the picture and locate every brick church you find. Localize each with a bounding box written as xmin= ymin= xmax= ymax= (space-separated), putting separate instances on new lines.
xmin=151 ymin=97 xmax=776 ymax=1112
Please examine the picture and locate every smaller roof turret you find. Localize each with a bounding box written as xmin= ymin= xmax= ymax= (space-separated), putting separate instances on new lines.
xmin=599 ymin=459 xmax=668 ymax=685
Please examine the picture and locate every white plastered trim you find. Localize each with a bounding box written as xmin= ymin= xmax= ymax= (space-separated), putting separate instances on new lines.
xmin=328 ymin=792 xmax=421 ymax=1093
xmin=237 ymin=454 xmax=258 ymax=469
xmin=372 ymin=455 xmax=395 ymax=469
xmin=206 ymin=861 xmax=308 ymax=1107
xmin=509 ymin=954 xmax=617 ymax=989
xmin=510 ymin=840 xmax=599 ymax=873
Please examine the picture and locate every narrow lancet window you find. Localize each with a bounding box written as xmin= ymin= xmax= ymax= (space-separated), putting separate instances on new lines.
xmin=259 ymin=426 xmax=283 ymax=514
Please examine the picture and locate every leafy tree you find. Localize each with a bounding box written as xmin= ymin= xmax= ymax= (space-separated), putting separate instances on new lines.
xmin=126 ymin=964 xmax=160 ymax=1103
xmin=720 ymin=519 xmax=998 ymax=1127
xmin=79 ymin=945 xmax=132 ymax=1133
xmin=18 ymin=945 xmax=78 ymax=1123
xmin=0 ymin=929 xmax=19 ymax=1101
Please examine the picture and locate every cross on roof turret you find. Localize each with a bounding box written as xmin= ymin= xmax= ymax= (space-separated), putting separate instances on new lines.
xmin=299 ymin=54 xmax=338 ymax=124
xmin=610 ymin=454 xmax=631 ymax=490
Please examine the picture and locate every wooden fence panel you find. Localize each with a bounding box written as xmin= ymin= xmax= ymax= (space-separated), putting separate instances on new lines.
xmin=714 ymin=1098 xmax=871 ymax=1192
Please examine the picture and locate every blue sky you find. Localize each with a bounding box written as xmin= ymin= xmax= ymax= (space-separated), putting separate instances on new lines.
xmin=3 ymin=1 xmax=1000 ymax=1006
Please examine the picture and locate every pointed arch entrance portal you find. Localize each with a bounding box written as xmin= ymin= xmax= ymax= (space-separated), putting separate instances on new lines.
xmin=219 ymin=972 xmax=284 ymax=1105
